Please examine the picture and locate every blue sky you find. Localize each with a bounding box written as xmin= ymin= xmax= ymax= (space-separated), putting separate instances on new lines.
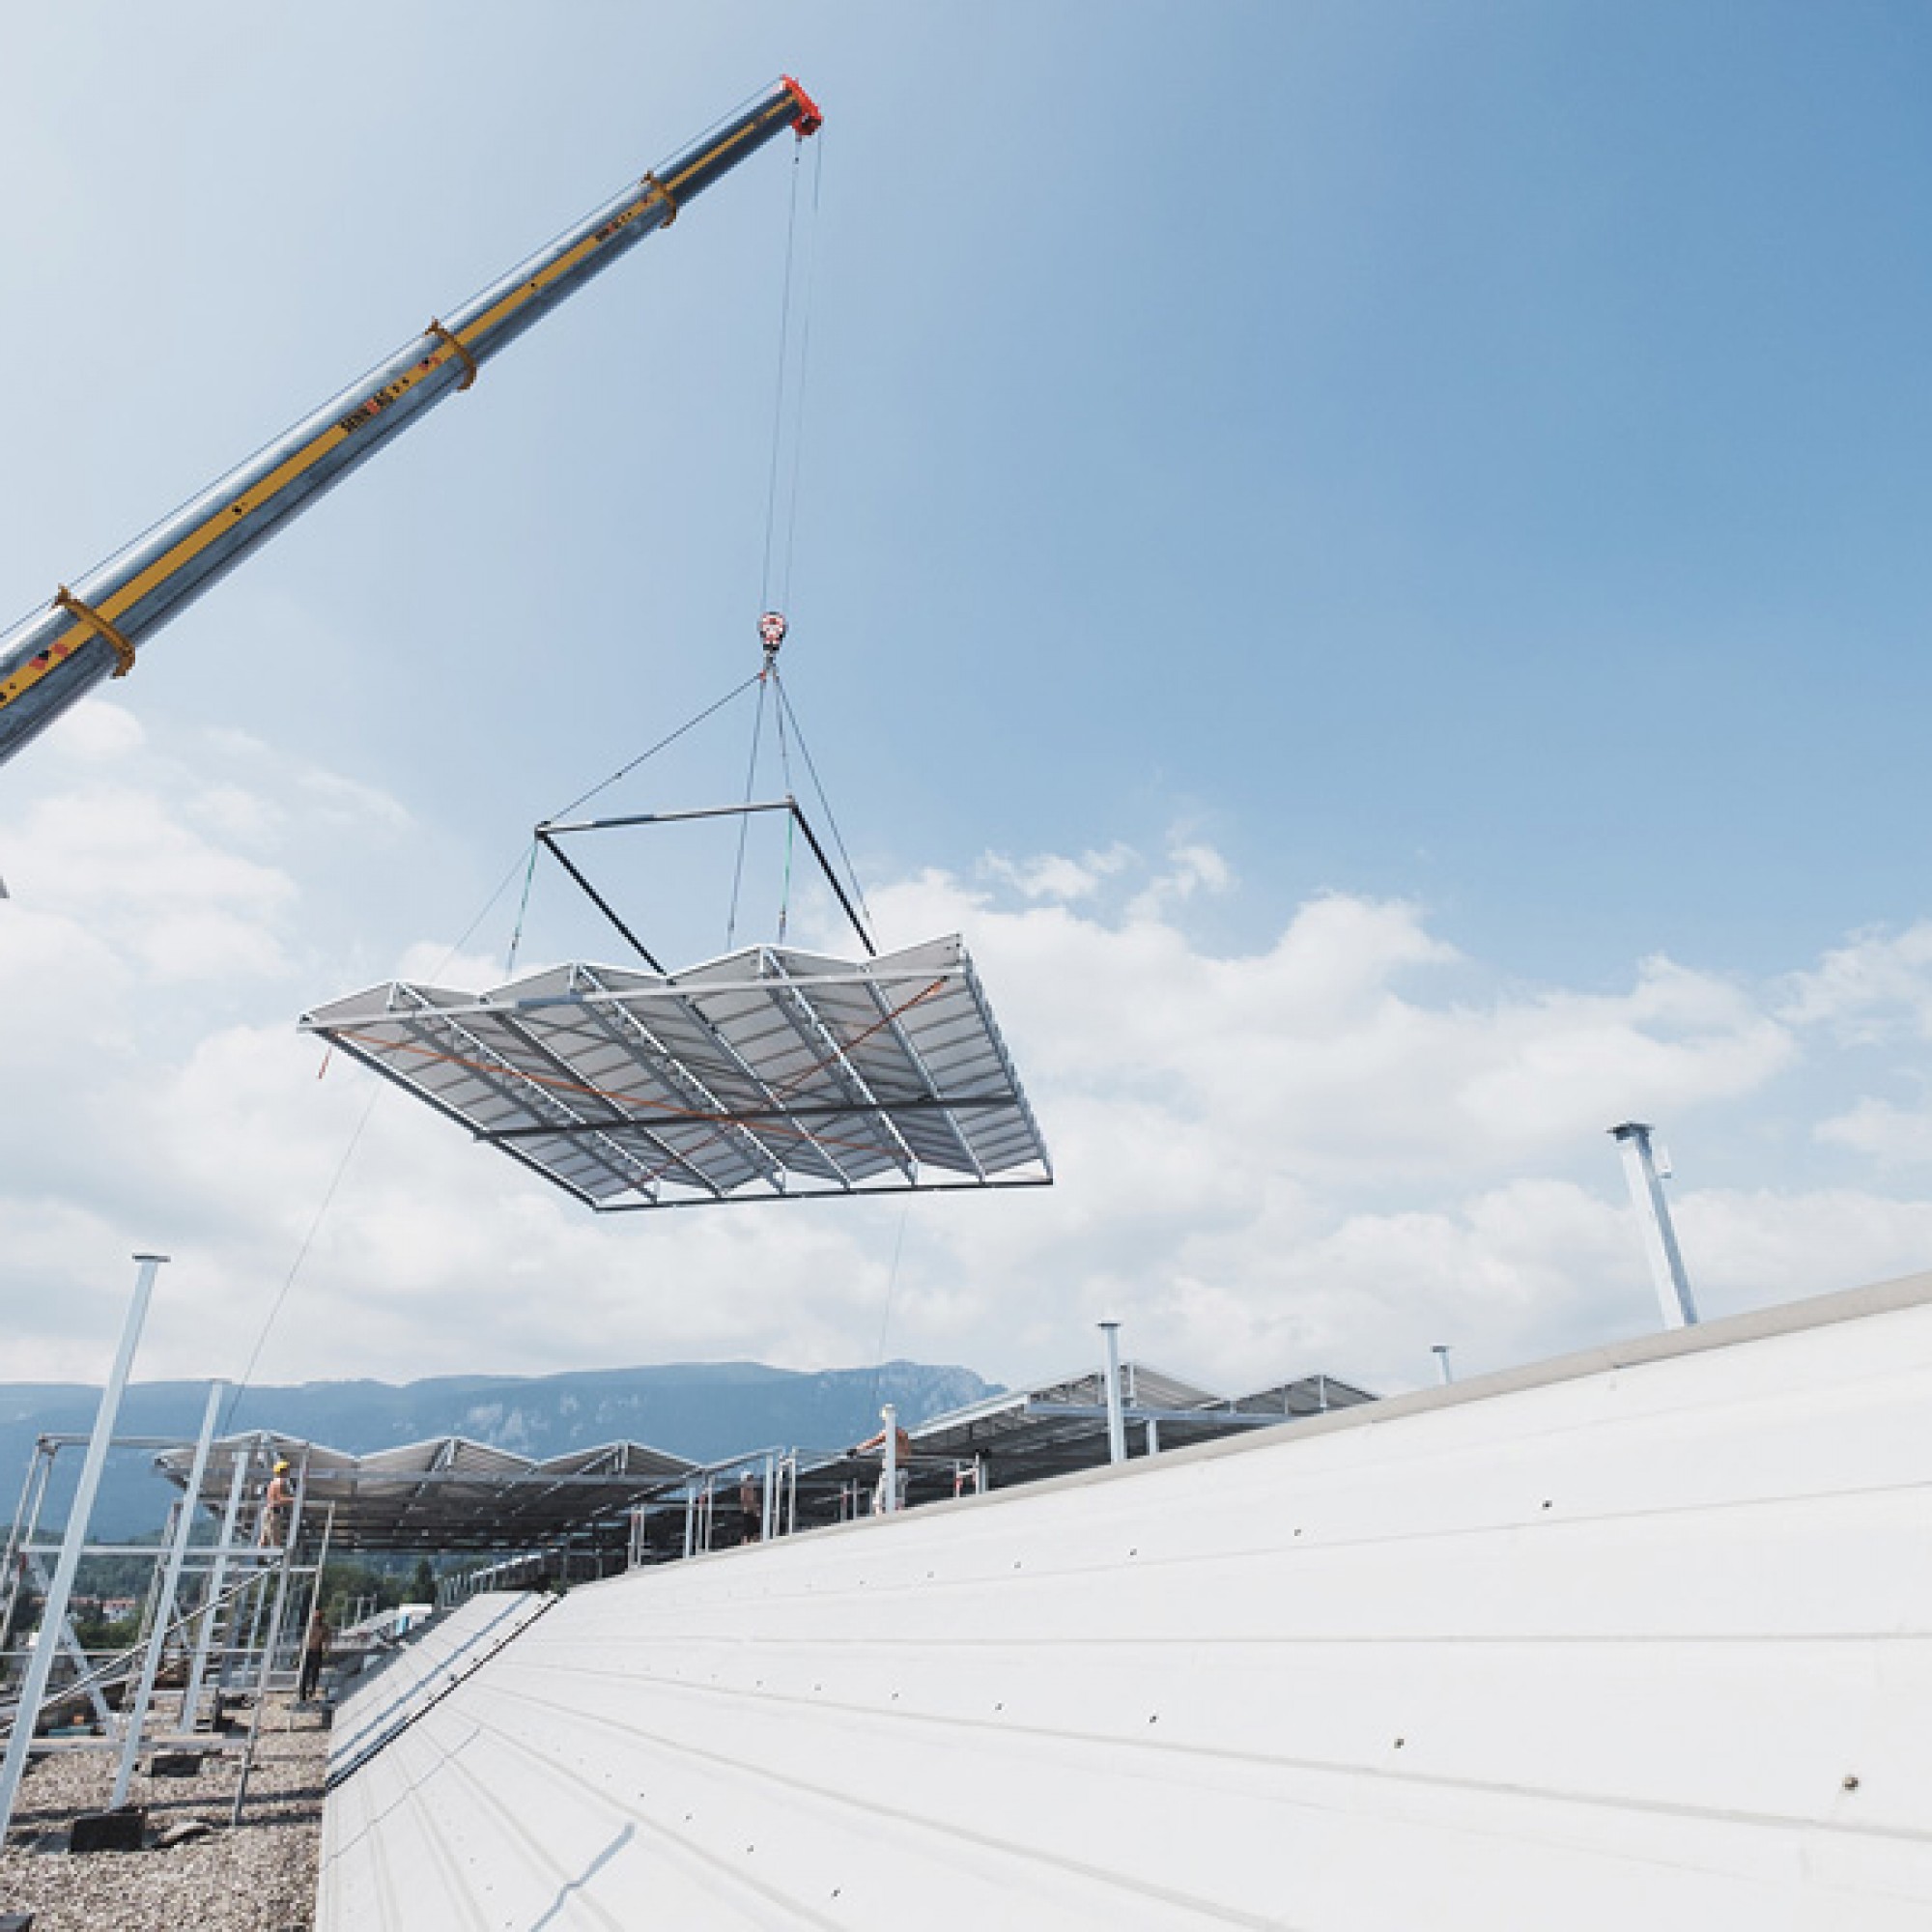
xmin=4 ymin=5 xmax=1932 ymax=1397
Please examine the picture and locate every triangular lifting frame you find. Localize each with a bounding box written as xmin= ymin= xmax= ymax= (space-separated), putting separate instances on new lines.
xmin=300 ymin=801 xmax=1051 ymax=1212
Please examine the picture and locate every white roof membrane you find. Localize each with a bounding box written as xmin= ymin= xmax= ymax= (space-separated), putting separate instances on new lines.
xmin=327 ymin=1590 xmax=553 ymax=1788
xmin=319 ymin=1272 xmax=1932 ymax=1929
xmin=300 ymin=935 xmax=1050 ymax=1209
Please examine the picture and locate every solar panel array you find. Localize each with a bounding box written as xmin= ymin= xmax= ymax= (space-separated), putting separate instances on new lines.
xmin=301 ymin=935 xmax=1050 ymax=1210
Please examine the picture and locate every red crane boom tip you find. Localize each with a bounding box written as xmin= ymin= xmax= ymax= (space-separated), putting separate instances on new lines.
xmin=781 ymin=75 xmax=824 ymax=136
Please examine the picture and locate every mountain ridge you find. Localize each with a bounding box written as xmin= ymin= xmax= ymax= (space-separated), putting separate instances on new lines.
xmin=0 ymin=1358 xmax=1001 ymax=1538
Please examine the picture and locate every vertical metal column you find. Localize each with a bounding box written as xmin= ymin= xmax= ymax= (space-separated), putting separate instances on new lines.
xmin=183 ymin=1437 xmax=251 ymax=1724
xmin=294 ymin=1503 xmax=336 ymax=1703
xmin=1099 ymin=1322 xmax=1127 ymax=1465
xmin=1433 ymin=1345 xmax=1455 ymax=1385
xmin=112 ymin=1379 xmax=222 ymax=1805
xmin=231 ymin=1448 xmax=309 ymax=1824
xmin=881 ymin=1406 xmax=899 ymax=1515
xmin=1610 ymin=1122 xmax=1699 ymax=1329
xmin=0 ymin=1443 xmax=54 ymax=1679
xmin=0 ymin=1252 xmax=165 ymax=1843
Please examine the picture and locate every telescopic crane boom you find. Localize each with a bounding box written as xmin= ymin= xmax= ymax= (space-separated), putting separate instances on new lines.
xmin=0 ymin=76 xmax=823 ymax=769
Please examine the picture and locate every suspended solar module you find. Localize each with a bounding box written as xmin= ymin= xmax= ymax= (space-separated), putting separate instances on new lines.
xmin=300 ymin=934 xmax=1051 ymax=1211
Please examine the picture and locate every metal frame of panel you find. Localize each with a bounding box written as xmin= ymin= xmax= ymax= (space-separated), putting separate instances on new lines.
xmin=300 ymin=933 xmax=1051 ymax=1211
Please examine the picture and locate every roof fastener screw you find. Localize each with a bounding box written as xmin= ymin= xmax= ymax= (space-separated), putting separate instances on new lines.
xmin=1843 ymin=1775 xmax=1861 ymax=1791
xmin=1393 ymin=1738 xmax=1406 ymax=1748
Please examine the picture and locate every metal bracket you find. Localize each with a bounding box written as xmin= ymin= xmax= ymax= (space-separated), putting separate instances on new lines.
xmin=642 ymin=170 xmax=678 ymax=227
xmin=423 ymin=319 xmax=479 ymax=391
xmin=53 ymin=586 xmax=136 ymax=678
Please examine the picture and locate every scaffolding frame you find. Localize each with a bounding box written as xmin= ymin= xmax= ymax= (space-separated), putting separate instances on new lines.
xmin=0 ymin=1421 xmax=324 ymax=1838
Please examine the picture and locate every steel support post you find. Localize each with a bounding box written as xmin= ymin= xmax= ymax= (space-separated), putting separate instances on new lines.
xmin=231 ymin=1447 xmax=309 ymax=1824
xmin=1433 ymin=1346 xmax=1455 ymax=1386
xmin=1099 ymin=1322 xmax=1127 ymax=1465
xmin=1611 ymin=1122 xmax=1699 ymax=1329
xmin=183 ymin=1437 xmax=251 ymax=1724
xmin=0 ymin=1444 xmax=50 ymax=1676
xmin=295 ymin=1503 xmax=335 ymax=1704
xmin=112 ymin=1379 xmax=222 ymax=1805
xmin=0 ymin=1253 xmax=165 ymax=1844
xmin=881 ymin=1406 xmax=899 ymax=1515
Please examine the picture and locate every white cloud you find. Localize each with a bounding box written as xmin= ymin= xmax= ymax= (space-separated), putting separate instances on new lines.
xmin=38 ymin=696 xmax=146 ymax=764
xmin=980 ymin=844 xmax=1131 ymax=902
xmin=1783 ymin=921 xmax=1932 ymax=1042
xmin=297 ymin=768 xmax=413 ymax=834
xmin=1815 ymin=1095 xmax=1932 ymax=1168
xmin=4 ymin=743 xmax=1932 ymax=1402
xmin=5 ymin=783 xmax=294 ymax=980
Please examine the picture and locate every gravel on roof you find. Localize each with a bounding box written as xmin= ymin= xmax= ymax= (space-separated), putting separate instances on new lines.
xmin=0 ymin=1699 xmax=323 ymax=1932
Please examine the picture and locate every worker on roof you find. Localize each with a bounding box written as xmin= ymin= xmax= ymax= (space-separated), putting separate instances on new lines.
xmin=854 ymin=1417 xmax=913 ymax=1519
xmin=259 ymin=1458 xmax=294 ymax=1548
xmin=298 ymin=1605 xmax=330 ymax=1703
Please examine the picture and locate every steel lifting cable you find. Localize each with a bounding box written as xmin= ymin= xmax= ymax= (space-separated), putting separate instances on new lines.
xmin=724 ymin=673 xmax=769 ymax=949
xmin=774 ymin=664 xmax=796 ymax=940
xmin=552 ymin=670 xmax=764 ymax=823
xmin=223 ymin=835 xmax=556 ymax=1431
xmin=772 ymin=670 xmax=874 ymax=934
xmin=868 ymin=1196 xmax=915 ymax=1418
xmin=777 ymin=131 xmax=825 ymax=617
xmin=759 ymin=136 xmax=807 ymax=615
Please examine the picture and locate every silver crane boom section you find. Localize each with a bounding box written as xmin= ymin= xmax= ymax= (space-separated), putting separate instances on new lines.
xmin=0 ymin=76 xmax=822 ymax=768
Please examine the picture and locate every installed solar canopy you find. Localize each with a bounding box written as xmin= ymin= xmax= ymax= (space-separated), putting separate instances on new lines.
xmin=300 ymin=935 xmax=1050 ymax=1210
xmin=793 ymin=1362 xmax=1381 ymax=1511
xmin=156 ymin=1435 xmax=695 ymax=1553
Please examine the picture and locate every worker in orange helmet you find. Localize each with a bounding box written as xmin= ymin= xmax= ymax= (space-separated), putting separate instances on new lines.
xmin=259 ymin=1458 xmax=295 ymax=1548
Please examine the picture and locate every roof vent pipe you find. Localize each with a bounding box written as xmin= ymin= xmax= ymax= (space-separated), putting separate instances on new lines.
xmin=1610 ymin=1122 xmax=1699 ymax=1329
xmin=1098 ymin=1321 xmax=1127 ymax=1465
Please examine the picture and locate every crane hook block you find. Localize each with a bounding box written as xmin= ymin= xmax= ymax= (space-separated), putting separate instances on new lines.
xmin=758 ymin=611 xmax=787 ymax=658
xmin=781 ymin=76 xmax=824 ymax=137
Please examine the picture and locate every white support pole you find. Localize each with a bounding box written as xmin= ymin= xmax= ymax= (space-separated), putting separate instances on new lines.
xmin=881 ymin=1406 xmax=900 ymax=1515
xmin=0 ymin=1253 xmax=166 ymax=1843
xmin=1433 ymin=1345 xmax=1455 ymax=1385
xmin=112 ymin=1378 xmax=222 ymax=1806
xmin=1611 ymin=1122 xmax=1699 ymax=1329
xmin=1099 ymin=1322 xmax=1127 ymax=1465
xmin=183 ymin=1437 xmax=250 ymax=1725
